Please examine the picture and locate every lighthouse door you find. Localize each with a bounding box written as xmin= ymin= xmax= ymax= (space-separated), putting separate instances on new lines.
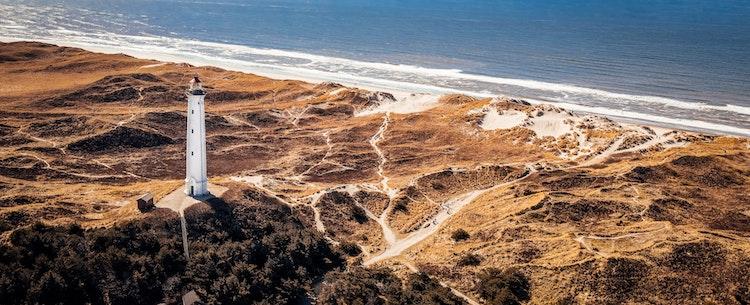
xmin=190 ymin=186 xmax=194 ymax=196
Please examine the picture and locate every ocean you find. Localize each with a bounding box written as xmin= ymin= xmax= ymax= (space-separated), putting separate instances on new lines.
xmin=1 ymin=0 xmax=749 ymax=135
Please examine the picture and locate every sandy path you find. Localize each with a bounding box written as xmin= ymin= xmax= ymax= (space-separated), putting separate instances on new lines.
xmin=579 ymin=136 xmax=627 ymax=167
xmin=367 ymin=113 xmax=400 ymax=245
xmin=17 ymin=152 xmax=51 ymax=169
xmin=299 ymin=131 xmax=332 ymax=177
xmin=16 ymin=127 xmax=60 ymax=149
xmin=290 ymin=105 xmax=311 ymax=126
xmin=306 ymin=190 xmax=330 ymax=233
xmin=18 ymin=152 xmax=136 ymax=180
xmin=573 ymin=224 xmax=671 ymax=258
xmin=116 ymin=114 xmax=137 ymax=126
xmin=579 ymin=128 xmax=685 ymax=167
xmin=365 ymin=167 xmax=533 ymax=265
xmin=231 ymin=175 xmax=334 ymax=234
xmin=400 ymin=260 xmax=481 ymax=305
xmin=370 ymin=113 xmax=397 ymax=198
xmin=225 ymin=114 xmax=260 ymax=130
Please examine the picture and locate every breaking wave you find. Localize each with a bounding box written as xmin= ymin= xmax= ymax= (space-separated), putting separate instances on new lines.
xmin=0 ymin=2 xmax=748 ymax=136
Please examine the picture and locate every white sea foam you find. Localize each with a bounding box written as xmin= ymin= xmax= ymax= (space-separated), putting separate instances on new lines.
xmin=1 ymin=18 xmax=748 ymax=137
xmin=139 ymin=36 xmax=750 ymax=116
xmin=545 ymin=101 xmax=750 ymax=136
xmin=4 ymin=27 xmax=747 ymax=115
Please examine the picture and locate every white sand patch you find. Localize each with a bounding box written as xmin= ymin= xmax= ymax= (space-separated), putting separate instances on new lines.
xmin=139 ymin=62 xmax=167 ymax=69
xmin=356 ymin=93 xmax=440 ymax=116
xmin=480 ymin=109 xmax=527 ymax=130
xmin=326 ymin=87 xmax=348 ymax=96
xmin=471 ymin=101 xmax=691 ymax=163
xmin=527 ymin=110 xmax=574 ymax=138
xmin=474 ymin=102 xmax=577 ymax=138
xmin=231 ymin=175 xmax=264 ymax=185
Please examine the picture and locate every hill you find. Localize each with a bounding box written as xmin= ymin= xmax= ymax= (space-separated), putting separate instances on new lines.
xmin=1 ymin=41 xmax=749 ymax=305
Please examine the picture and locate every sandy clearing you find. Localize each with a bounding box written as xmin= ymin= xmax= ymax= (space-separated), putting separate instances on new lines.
xmin=356 ymin=93 xmax=440 ymax=116
xmin=480 ymin=108 xmax=527 ymax=130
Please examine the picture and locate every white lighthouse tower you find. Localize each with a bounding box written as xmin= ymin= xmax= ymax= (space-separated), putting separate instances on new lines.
xmin=185 ymin=76 xmax=208 ymax=197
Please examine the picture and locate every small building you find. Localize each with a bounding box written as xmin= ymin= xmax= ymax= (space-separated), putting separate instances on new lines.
xmin=137 ymin=193 xmax=154 ymax=212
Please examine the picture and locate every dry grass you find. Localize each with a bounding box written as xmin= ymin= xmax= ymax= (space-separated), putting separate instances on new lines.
xmin=1 ymin=41 xmax=749 ymax=304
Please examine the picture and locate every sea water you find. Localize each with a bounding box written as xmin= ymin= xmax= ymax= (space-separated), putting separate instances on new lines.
xmin=1 ymin=0 xmax=748 ymax=135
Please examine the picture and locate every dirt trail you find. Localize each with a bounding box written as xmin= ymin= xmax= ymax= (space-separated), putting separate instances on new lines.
xmin=16 ymin=127 xmax=59 ymax=149
xmin=370 ymin=113 xmax=396 ymax=198
xmin=365 ymin=167 xmax=533 ymax=266
xmin=573 ymin=224 xmax=671 ymax=257
xmin=18 ymin=153 xmax=51 ymax=169
xmin=579 ymin=129 xmax=685 ymax=167
xmin=116 ymin=114 xmax=137 ymax=127
xmin=400 ymin=260 xmax=481 ymax=305
xmin=290 ymin=105 xmax=311 ymax=126
xmin=17 ymin=152 xmax=138 ymax=180
xmin=231 ymin=175 xmax=333 ymax=234
xmin=306 ymin=190 xmax=330 ymax=233
xmin=579 ymin=136 xmax=627 ymax=167
xmin=225 ymin=114 xmax=260 ymax=130
xmin=299 ymin=131 xmax=332 ymax=177
xmin=367 ymin=113 xmax=400 ymax=245
xmin=136 ymin=87 xmax=144 ymax=102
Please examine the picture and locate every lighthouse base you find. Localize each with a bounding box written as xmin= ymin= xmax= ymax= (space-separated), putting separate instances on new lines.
xmin=185 ymin=178 xmax=209 ymax=197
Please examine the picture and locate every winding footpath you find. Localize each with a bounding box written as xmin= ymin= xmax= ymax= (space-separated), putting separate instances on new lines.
xmin=365 ymin=167 xmax=534 ymax=266
xmin=370 ymin=113 xmax=397 ymax=198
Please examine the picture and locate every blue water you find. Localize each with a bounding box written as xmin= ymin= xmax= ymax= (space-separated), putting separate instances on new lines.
xmin=1 ymin=0 xmax=749 ymax=134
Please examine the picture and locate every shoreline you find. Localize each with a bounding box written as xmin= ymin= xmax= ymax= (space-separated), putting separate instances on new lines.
xmin=2 ymin=36 xmax=749 ymax=305
xmin=2 ymin=37 xmax=748 ymax=138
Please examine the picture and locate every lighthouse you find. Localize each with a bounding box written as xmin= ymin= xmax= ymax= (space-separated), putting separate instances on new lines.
xmin=185 ymin=77 xmax=208 ymax=197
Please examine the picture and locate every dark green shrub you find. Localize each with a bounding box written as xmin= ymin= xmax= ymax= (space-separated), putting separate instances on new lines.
xmin=451 ymin=229 xmax=470 ymax=242
xmin=457 ymin=253 xmax=482 ymax=267
xmin=318 ymin=267 xmax=467 ymax=305
xmin=0 ymin=218 xmax=182 ymax=305
xmin=181 ymin=194 xmax=345 ymax=305
xmin=340 ymin=242 xmax=362 ymax=257
xmin=476 ymin=268 xmax=531 ymax=305
xmin=736 ymin=286 xmax=749 ymax=305
xmin=351 ymin=205 xmax=369 ymax=224
xmin=393 ymin=198 xmax=409 ymax=213
xmin=0 ymin=190 xmax=345 ymax=305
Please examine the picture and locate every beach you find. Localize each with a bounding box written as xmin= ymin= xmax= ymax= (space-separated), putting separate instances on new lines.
xmin=1 ymin=0 xmax=749 ymax=137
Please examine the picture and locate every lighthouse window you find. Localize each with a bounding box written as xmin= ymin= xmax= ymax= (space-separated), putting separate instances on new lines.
xmin=191 ymin=110 xmax=194 ymax=114
xmin=191 ymin=129 xmax=194 ymax=133
xmin=191 ymin=152 xmax=194 ymax=156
